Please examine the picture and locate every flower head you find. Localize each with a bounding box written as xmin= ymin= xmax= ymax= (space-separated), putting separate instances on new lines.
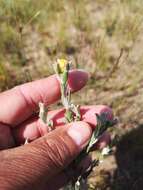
xmin=57 ymin=59 xmax=68 ymax=73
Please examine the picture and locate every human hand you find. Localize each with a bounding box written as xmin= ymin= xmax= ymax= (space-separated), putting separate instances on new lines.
xmin=0 ymin=70 xmax=112 ymax=190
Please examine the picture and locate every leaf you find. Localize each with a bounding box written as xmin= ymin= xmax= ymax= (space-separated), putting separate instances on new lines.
xmin=86 ymin=113 xmax=117 ymax=153
xmin=39 ymin=102 xmax=48 ymax=124
xmin=65 ymin=110 xmax=74 ymax=123
xmin=62 ymin=70 xmax=68 ymax=86
xmin=86 ymin=114 xmax=102 ymax=153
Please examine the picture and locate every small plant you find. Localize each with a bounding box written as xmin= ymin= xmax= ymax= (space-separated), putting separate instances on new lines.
xmin=38 ymin=59 xmax=117 ymax=190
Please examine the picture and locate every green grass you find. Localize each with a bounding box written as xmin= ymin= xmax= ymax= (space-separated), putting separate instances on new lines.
xmin=1 ymin=0 xmax=143 ymax=189
xmin=0 ymin=0 xmax=142 ymax=82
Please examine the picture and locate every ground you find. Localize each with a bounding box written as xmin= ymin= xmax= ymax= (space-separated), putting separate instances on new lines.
xmin=0 ymin=0 xmax=143 ymax=189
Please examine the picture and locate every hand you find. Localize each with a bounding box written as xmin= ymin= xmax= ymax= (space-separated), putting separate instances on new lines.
xmin=0 ymin=70 xmax=112 ymax=190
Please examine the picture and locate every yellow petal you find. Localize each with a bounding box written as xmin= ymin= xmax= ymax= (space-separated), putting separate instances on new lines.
xmin=57 ymin=59 xmax=68 ymax=72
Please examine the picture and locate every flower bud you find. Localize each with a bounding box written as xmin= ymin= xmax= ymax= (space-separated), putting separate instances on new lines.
xmin=57 ymin=59 xmax=68 ymax=73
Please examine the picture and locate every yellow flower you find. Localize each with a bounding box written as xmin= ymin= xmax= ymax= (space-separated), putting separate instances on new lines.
xmin=57 ymin=59 xmax=68 ymax=73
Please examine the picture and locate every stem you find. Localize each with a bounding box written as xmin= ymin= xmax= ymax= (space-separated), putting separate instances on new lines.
xmin=53 ymin=60 xmax=117 ymax=190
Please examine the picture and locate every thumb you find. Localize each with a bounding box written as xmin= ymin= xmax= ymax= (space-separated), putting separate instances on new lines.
xmin=0 ymin=121 xmax=92 ymax=190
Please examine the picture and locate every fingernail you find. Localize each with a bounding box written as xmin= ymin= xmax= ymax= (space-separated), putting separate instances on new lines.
xmin=67 ymin=121 xmax=92 ymax=149
xmin=68 ymin=70 xmax=89 ymax=91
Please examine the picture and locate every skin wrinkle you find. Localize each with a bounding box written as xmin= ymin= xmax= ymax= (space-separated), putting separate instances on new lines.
xmin=52 ymin=136 xmax=72 ymax=168
xmin=0 ymin=146 xmax=51 ymax=189
xmin=33 ymin=138 xmax=59 ymax=172
xmin=0 ymin=113 xmax=111 ymax=190
xmin=33 ymin=126 xmax=79 ymax=173
xmin=45 ymin=131 xmax=75 ymax=170
xmin=0 ymin=125 xmax=79 ymax=189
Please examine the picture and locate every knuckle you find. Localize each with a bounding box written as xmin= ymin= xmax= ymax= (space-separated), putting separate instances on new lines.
xmin=42 ymin=133 xmax=72 ymax=170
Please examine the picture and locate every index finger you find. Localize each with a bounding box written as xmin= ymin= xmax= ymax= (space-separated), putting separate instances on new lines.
xmin=14 ymin=105 xmax=113 ymax=144
xmin=0 ymin=70 xmax=88 ymax=126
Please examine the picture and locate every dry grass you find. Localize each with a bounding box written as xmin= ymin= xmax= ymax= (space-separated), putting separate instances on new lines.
xmin=1 ymin=0 xmax=143 ymax=189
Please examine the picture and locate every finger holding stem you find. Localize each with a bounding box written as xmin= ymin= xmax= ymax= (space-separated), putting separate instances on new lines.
xmin=53 ymin=58 xmax=117 ymax=190
xmin=54 ymin=59 xmax=80 ymax=124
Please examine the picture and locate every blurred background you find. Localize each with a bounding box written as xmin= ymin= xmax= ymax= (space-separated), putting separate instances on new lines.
xmin=0 ymin=0 xmax=143 ymax=189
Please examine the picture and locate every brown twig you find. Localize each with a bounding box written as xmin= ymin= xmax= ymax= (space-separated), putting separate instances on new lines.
xmin=104 ymin=48 xmax=124 ymax=85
